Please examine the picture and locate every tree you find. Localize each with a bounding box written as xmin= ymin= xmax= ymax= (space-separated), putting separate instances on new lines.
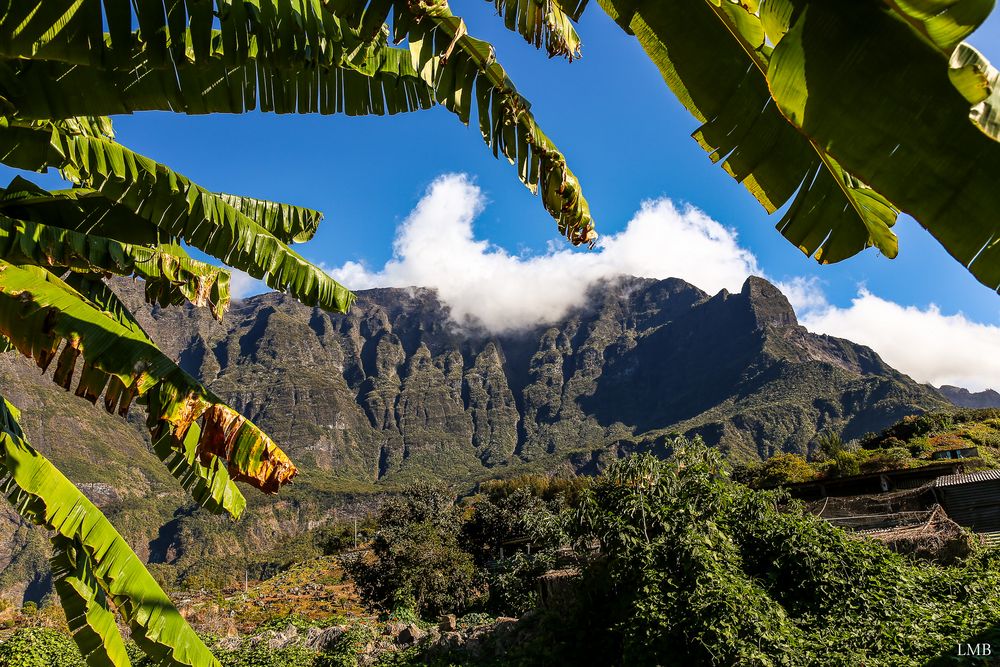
xmin=343 ymin=484 xmax=479 ymax=617
xmin=0 ymin=2 xmax=595 ymax=664
xmin=0 ymin=1 xmax=997 ymax=665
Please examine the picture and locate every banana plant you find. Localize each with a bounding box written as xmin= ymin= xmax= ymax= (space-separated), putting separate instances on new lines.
xmin=0 ymin=2 xmax=597 ymax=664
xmin=481 ymin=0 xmax=1000 ymax=292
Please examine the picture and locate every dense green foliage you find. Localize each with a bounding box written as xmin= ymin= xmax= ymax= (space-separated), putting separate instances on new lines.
xmin=0 ymin=628 xmax=86 ymax=667
xmin=344 ymin=477 xmax=577 ymax=618
xmin=352 ymin=440 xmax=1000 ymax=666
xmin=737 ymin=409 xmax=1000 ymax=488
xmin=344 ymin=484 xmax=479 ymax=617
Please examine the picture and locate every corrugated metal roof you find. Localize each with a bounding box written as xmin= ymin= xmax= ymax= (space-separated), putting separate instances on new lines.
xmin=935 ymin=468 xmax=1000 ymax=487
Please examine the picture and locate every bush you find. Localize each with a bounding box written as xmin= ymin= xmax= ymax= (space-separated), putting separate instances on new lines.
xmin=0 ymin=628 xmax=85 ymax=667
xmin=551 ymin=441 xmax=1000 ymax=666
xmin=733 ymin=453 xmax=820 ymax=488
xmin=343 ymin=484 xmax=479 ymax=617
xmin=216 ymin=643 xmax=316 ymax=667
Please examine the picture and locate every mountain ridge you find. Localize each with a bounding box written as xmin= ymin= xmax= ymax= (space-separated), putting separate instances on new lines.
xmin=0 ymin=273 xmax=953 ymax=601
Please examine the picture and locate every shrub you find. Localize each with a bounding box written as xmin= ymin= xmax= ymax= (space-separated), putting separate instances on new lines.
xmin=0 ymin=628 xmax=85 ymax=667
xmin=343 ymin=484 xmax=479 ymax=617
xmin=752 ymin=452 xmax=818 ymax=487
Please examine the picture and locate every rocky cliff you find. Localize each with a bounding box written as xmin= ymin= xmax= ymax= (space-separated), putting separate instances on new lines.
xmin=0 ymin=274 xmax=949 ymax=600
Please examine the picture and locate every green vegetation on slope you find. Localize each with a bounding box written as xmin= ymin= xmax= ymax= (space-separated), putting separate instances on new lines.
xmin=738 ymin=408 xmax=1000 ymax=488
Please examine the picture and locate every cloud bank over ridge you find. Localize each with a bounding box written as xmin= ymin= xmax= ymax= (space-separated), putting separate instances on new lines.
xmin=327 ymin=174 xmax=1000 ymax=392
xmin=335 ymin=174 xmax=761 ymax=332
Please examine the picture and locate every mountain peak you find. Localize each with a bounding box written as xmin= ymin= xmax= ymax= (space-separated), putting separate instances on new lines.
xmin=740 ymin=276 xmax=798 ymax=329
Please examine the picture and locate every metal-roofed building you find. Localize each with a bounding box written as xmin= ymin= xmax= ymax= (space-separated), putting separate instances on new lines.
xmin=935 ymin=469 xmax=1000 ymax=543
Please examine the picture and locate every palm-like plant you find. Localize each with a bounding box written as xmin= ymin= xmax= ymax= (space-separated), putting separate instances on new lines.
xmin=0 ymin=1 xmax=997 ymax=665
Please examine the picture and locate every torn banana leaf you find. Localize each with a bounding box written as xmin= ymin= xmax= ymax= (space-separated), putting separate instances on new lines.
xmin=62 ymin=272 xmax=248 ymax=518
xmin=0 ymin=397 xmax=221 ymax=667
xmin=0 ymin=36 xmax=434 ymax=119
xmin=593 ymin=0 xmax=899 ymax=264
xmin=0 ymin=213 xmax=231 ymax=319
xmin=0 ymin=262 xmax=292 ymax=500
xmin=765 ymin=0 xmax=1000 ymax=290
xmin=486 ymin=0 xmax=583 ymax=59
xmin=0 ymin=119 xmax=355 ymax=313
xmin=394 ymin=0 xmax=597 ymax=246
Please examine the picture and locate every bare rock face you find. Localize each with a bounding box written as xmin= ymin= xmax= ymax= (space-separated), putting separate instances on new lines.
xmin=88 ymin=274 xmax=946 ymax=476
xmin=0 ymin=274 xmax=950 ymax=603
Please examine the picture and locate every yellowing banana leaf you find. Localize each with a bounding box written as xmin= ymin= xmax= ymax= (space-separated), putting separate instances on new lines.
xmin=0 ymin=262 xmax=292 ymax=500
xmin=765 ymin=0 xmax=1000 ymax=291
xmin=0 ymin=120 xmax=355 ymax=313
xmin=0 ymin=213 xmax=231 ymax=319
xmin=62 ymin=272 xmax=248 ymax=519
xmin=0 ymin=396 xmax=221 ymax=667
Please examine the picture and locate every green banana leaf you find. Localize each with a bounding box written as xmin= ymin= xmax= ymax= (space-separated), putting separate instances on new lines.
xmin=764 ymin=0 xmax=1000 ymax=291
xmin=50 ymin=534 xmax=132 ymax=667
xmin=486 ymin=0 xmax=582 ymax=59
xmin=0 ymin=396 xmax=221 ymax=667
xmin=0 ymin=213 xmax=231 ymax=320
xmin=0 ymin=175 xmax=320 ymax=248
xmin=392 ymin=0 xmax=597 ymax=246
xmin=0 ymin=261 xmax=286 ymax=505
xmin=0 ymin=0 xmax=598 ymax=244
xmin=590 ymin=0 xmax=899 ymax=264
xmin=0 ymin=119 xmax=355 ymax=313
xmin=62 ymin=272 xmax=248 ymax=519
xmin=0 ymin=35 xmax=434 ymax=119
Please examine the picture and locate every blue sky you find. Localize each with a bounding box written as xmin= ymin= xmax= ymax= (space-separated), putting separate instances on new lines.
xmin=4 ymin=5 xmax=1000 ymax=389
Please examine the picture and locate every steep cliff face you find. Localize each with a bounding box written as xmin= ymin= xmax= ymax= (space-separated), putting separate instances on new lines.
xmin=112 ymin=273 xmax=946 ymax=476
xmin=0 ymin=274 xmax=950 ymax=601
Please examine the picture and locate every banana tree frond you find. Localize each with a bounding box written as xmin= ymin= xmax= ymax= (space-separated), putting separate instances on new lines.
xmin=881 ymin=0 xmax=994 ymax=53
xmin=216 ymin=193 xmax=323 ymax=245
xmin=0 ymin=38 xmax=435 ymax=119
xmin=0 ymin=179 xmax=167 ymax=246
xmin=765 ymin=0 xmax=1000 ymax=291
xmin=395 ymin=1 xmax=597 ymax=246
xmin=485 ymin=0 xmax=583 ymax=59
xmin=948 ymin=42 xmax=1000 ymax=140
xmin=554 ymin=0 xmax=591 ymax=21
xmin=0 ymin=397 xmax=221 ymax=667
xmin=63 ymin=273 xmax=152 ymax=339
xmin=49 ymin=535 xmax=131 ymax=667
xmin=595 ymin=0 xmax=898 ymax=264
xmin=0 ymin=120 xmax=355 ymax=314
xmin=0 ymin=262 xmax=294 ymax=499
xmin=0 ymin=0 xmax=342 ymax=68
xmin=61 ymin=273 xmax=248 ymax=518
xmin=0 ymin=214 xmax=231 ymax=319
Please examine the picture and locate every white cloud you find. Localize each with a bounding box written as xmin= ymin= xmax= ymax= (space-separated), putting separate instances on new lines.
xmin=331 ymin=173 xmax=760 ymax=332
xmin=775 ymin=276 xmax=829 ymax=315
xmin=327 ymin=172 xmax=999 ymax=393
xmin=229 ymin=269 xmax=265 ymax=301
xmin=801 ymin=292 xmax=1000 ymax=392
